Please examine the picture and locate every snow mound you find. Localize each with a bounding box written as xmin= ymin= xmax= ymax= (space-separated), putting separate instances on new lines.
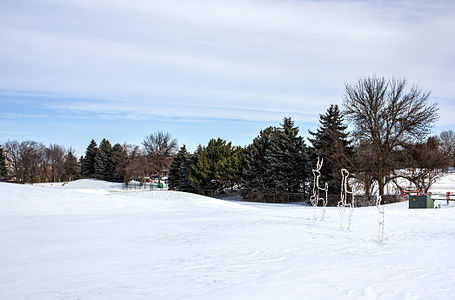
xmin=36 ymin=179 xmax=123 ymax=193
xmin=1 ymin=174 xmax=455 ymax=299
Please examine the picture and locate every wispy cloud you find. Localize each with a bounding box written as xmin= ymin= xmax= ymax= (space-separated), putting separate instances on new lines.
xmin=0 ymin=112 xmax=48 ymax=119
xmin=0 ymin=0 xmax=454 ymax=124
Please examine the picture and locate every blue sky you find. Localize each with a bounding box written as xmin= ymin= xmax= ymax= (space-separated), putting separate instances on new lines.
xmin=1 ymin=0 xmax=454 ymax=156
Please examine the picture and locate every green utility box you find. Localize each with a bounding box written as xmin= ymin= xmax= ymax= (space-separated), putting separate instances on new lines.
xmin=409 ymin=195 xmax=434 ymax=209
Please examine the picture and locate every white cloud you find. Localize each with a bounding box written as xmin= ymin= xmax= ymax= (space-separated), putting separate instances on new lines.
xmin=0 ymin=0 xmax=454 ymax=124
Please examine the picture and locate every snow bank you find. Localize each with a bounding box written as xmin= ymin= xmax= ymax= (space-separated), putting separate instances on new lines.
xmin=1 ymin=176 xmax=455 ymax=299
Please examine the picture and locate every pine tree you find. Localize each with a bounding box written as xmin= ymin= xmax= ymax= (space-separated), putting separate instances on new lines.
xmin=79 ymin=156 xmax=85 ymax=176
xmin=188 ymin=145 xmax=213 ymax=194
xmin=187 ymin=139 xmax=243 ymax=195
xmin=267 ymin=117 xmax=308 ymax=193
xmin=94 ymin=138 xmax=112 ymax=180
xmin=308 ymin=105 xmax=353 ymax=194
xmin=102 ymin=139 xmax=114 ymax=180
xmin=168 ymin=145 xmax=191 ymax=191
xmin=178 ymin=153 xmax=193 ymax=192
xmin=64 ymin=151 xmax=80 ymax=181
xmin=241 ymin=118 xmax=309 ymax=199
xmin=241 ymin=126 xmax=280 ymax=196
xmin=111 ymin=143 xmax=127 ymax=182
xmin=226 ymin=146 xmax=245 ymax=190
xmin=82 ymin=140 xmax=98 ymax=178
xmin=206 ymin=138 xmax=231 ymax=191
xmin=0 ymin=145 xmax=8 ymax=181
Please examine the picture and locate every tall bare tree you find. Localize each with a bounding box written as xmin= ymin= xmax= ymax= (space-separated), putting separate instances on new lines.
xmin=352 ymin=141 xmax=377 ymax=198
xmin=143 ymin=131 xmax=178 ymax=184
xmin=343 ymin=77 xmax=438 ymax=196
xmin=439 ymin=130 xmax=455 ymax=167
xmin=5 ymin=140 xmax=46 ymax=183
xmin=394 ymin=137 xmax=448 ymax=193
xmin=45 ymin=144 xmax=66 ymax=182
xmin=124 ymin=145 xmax=150 ymax=184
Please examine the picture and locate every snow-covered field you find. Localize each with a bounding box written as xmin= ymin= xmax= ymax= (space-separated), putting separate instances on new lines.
xmin=1 ymin=177 xmax=455 ymax=299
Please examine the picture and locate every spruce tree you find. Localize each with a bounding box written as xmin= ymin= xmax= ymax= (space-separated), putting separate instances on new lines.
xmin=111 ymin=143 xmax=127 ymax=182
xmin=178 ymin=153 xmax=193 ymax=192
xmin=0 ymin=145 xmax=8 ymax=181
xmin=79 ymin=156 xmax=85 ymax=176
xmin=241 ymin=126 xmax=280 ymax=196
xmin=64 ymin=151 xmax=80 ymax=181
xmin=82 ymin=140 xmax=98 ymax=178
xmin=94 ymin=138 xmax=112 ymax=180
xmin=168 ymin=145 xmax=190 ymax=191
xmin=308 ymin=104 xmax=353 ymax=194
xmin=102 ymin=139 xmax=114 ymax=180
xmin=241 ymin=118 xmax=309 ymax=199
xmin=267 ymin=117 xmax=308 ymax=193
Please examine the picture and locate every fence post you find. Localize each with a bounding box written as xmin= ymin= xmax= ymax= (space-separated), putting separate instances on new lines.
xmin=447 ymin=192 xmax=450 ymax=206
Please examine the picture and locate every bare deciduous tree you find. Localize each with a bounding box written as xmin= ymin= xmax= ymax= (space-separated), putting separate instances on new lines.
xmin=343 ymin=77 xmax=438 ymax=196
xmin=393 ymin=137 xmax=448 ymax=193
xmin=5 ymin=140 xmax=46 ymax=183
xmin=352 ymin=141 xmax=377 ymax=198
xmin=124 ymin=145 xmax=150 ymax=184
xmin=439 ymin=130 xmax=455 ymax=167
xmin=142 ymin=131 xmax=178 ymax=184
xmin=45 ymin=144 xmax=66 ymax=182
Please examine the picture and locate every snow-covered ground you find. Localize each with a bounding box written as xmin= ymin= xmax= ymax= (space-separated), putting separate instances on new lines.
xmin=1 ymin=178 xmax=455 ymax=299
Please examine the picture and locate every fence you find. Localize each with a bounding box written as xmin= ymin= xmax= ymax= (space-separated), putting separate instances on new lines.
xmin=353 ymin=194 xmax=402 ymax=207
xmin=243 ymin=192 xmax=307 ymax=204
xmin=122 ymin=182 xmax=167 ymax=191
xmin=242 ymin=192 xmax=402 ymax=206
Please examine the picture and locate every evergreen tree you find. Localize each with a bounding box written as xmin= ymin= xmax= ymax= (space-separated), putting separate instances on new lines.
xmin=241 ymin=118 xmax=309 ymax=199
xmin=103 ymin=139 xmax=114 ymax=180
xmin=206 ymin=138 xmax=231 ymax=191
xmin=94 ymin=138 xmax=112 ymax=180
xmin=188 ymin=145 xmax=212 ymax=194
xmin=94 ymin=150 xmax=106 ymax=179
xmin=308 ymin=105 xmax=353 ymax=194
xmin=178 ymin=152 xmax=193 ymax=192
xmin=227 ymin=146 xmax=245 ymax=190
xmin=267 ymin=117 xmax=308 ymax=193
xmin=64 ymin=151 xmax=80 ymax=181
xmin=168 ymin=145 xmax=191 ymax=191
xmin=241 ymin=126 xmax=280 ymax=196
xmin=82 ymin=140 xmax=98 ymax=178
xmin=79 ymin=156 xmax=85 ymax=176
xmin=111 ymin=143 xmax=127 ymax=182
xmin=0 ymin=145 xmax=8 ymax=181
xmin=187 ymin=139 xmax=242 ymax=195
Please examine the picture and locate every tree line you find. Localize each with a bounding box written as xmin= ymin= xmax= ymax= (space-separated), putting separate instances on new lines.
xmin=168 ymin=77 xmax=454 ymax=201
xmin=78 ymin=132 xmax=178 ymax=184
xmin=0 ymin=141 xmax=79 ymax=183
xmin=1 ymin=77 xmax=454 ymax=201
xmin=0 ymin=132 xmax=179 ymax=185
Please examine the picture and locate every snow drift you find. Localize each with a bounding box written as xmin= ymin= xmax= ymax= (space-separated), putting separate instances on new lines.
xmin=1 ymin=177 xmax=455 ymax=299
